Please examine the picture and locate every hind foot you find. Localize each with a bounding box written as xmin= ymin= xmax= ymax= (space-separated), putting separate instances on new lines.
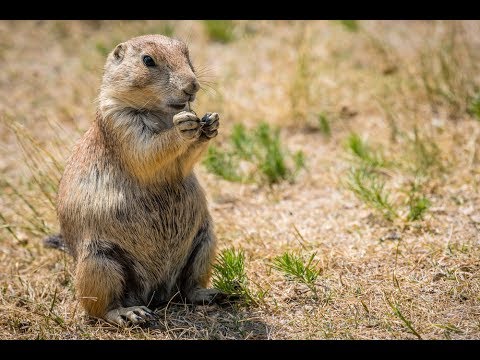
xmin=188 ymin=288 xmax=239 ymax=306
xmin=105 ymin=306 xmax=156 ymax=327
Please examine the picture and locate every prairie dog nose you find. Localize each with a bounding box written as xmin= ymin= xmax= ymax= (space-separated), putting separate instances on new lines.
xmin=182 ymin=79 xmax=200 ymax=96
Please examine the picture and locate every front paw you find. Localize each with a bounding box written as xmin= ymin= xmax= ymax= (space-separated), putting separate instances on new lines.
xmin=173 ymin=111 xmax=201 ymax=140
xmin=199 ymin=112 xmax=220 ymax=141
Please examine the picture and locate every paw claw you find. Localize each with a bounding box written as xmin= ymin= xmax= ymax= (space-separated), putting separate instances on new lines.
xmin=116 ymin=317 xmax=126 ymax=327
xmin=105 ymin=306 xmax=156 ymax=327
xmin=201 ymin=112 xmax=219 ymax=124
xmin=199 ymin=112 xmax=220 ymax=141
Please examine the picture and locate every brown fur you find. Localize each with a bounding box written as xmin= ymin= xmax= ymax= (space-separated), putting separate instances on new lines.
xmin=50 ymin=35 xmax=223 ymax=326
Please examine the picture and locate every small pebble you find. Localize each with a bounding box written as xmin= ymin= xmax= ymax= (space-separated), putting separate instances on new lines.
xmin=380 ymin=232 xmax=401 ymax=242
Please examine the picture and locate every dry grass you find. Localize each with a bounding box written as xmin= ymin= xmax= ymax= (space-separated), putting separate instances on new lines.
xmin=1 ymin=20 xmax=480 ymax=339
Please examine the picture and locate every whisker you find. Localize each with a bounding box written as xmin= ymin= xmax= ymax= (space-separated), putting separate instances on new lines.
xmin=195 ymin=64 xmax=217 ymax=76
xmin=199 ymin=87 xmax=214 ymax=97
xmin=195 ymin=68 xmax=215 ymax=77
xmin=200 ymin=84 xmax=220 ymax=97
xmin=195 ymin=65 xmax=214 ymax=72
xmin=183 ymin=22 xmax=194 ymax=47
xmin=197 ymin=74 xmax=217 ymax=81
xmin=200 ymin=82 xmax=219 ymax=91
xmin=139 ymin=97 xmax=155 ymax=111
xmin=198 ymin=79 xmax=218 ymax=86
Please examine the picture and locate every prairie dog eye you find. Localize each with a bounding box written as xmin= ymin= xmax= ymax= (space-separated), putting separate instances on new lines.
xmin=142 ymin=55 xmax=156 ymax=67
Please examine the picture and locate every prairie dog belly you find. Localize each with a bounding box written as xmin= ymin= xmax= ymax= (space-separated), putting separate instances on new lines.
xmin=60 ymin=160 xmax=209 ymax=301
xmin=101 ymin=171 xmax=207 ymax=262
xmin=117 ymin=175 xmax=209 ymax=304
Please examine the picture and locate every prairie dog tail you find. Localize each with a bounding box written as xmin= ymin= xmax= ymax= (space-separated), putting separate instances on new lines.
xmin=43 ymin=234 xmax=70 ymax=254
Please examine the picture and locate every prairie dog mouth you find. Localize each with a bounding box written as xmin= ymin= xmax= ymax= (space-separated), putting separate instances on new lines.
xmin=169 ymin=103 xmax=187 ymax=110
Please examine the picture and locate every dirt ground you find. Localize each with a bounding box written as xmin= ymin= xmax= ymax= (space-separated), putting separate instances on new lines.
xmin=0 ymin=20 xmax=479 ymax=339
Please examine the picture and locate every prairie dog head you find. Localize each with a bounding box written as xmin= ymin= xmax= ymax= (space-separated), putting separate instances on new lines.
xmin=99 ymin=35 xmax=199 ymax=116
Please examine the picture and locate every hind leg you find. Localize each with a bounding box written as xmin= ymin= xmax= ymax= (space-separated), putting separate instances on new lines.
xmin=75 ymin=245 xmax=155 ymax=326
xmin=178 ymin=221 xmax=227 ymax=304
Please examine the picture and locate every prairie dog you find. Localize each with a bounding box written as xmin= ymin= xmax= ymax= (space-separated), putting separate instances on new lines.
xmin=45 ymin=34 xmax=223 ymax=326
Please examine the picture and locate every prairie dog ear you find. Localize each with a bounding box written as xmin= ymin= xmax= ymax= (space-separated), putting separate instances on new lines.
xmin=112 ymin=43 xmax=126 ymax=62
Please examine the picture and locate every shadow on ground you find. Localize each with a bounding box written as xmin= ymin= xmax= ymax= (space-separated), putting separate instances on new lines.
xmin=85 ymin=302 xmax=269 ymax=339
xmin=149 ymin=302 xmax=269 ymax=339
